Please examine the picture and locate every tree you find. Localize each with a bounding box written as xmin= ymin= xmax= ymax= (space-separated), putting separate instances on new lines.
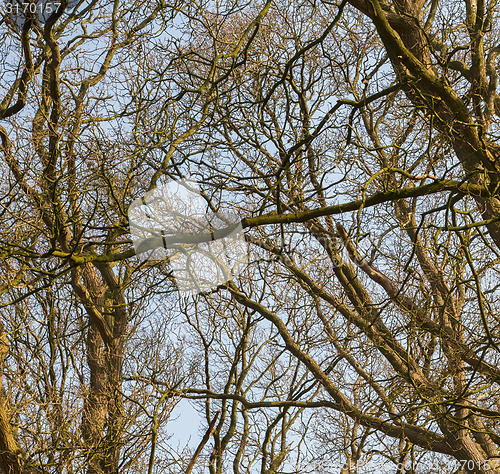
xmin=1 ymin=0 xmax=500 ymax=472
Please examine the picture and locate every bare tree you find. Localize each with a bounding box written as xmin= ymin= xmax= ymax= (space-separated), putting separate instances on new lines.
xmin=2 ymin=0 xmax=500 ymax=473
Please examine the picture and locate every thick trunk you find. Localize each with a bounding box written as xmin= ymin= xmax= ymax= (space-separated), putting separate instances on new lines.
xmin=347 ymin=0 xmax=500 ymax=251
xmin=0 ymin=322 xmax=35 ymax=474
xmin=81 ymin=324 xmax=109 ymax=474
xmin=76 ymin=264 xmax=126 ymax=474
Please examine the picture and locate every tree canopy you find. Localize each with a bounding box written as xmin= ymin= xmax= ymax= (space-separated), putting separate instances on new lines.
xmin=1 ymin=0 xmax=500 ymax=472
